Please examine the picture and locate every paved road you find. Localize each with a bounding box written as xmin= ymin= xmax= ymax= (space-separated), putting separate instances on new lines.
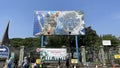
xmin=2 ymin=62 xmax=119 ymax=68
xmin=1 ymin=62 xmax=120 ymax=68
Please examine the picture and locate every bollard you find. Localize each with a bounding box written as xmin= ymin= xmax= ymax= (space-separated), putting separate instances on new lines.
xmin=113 ymin=64 xmax=116 ymax=68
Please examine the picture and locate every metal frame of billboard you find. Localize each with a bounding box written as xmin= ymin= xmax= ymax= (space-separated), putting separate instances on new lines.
xmin=33 ymin=11 xmax=85 ymax=36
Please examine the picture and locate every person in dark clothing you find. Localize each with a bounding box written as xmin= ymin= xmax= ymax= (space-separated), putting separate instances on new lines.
xmin=58 ymin=58 xmax=61 ymax=68
xmin=27 ymin=57 xmax=31 ymax=68
xmin=31 ymin=57 xmax=36 ymax=68
xmin=14 ymin=58 xmax=18 ymax=68
xmin=31 ymin=57 xmax=36 ymax=63
xmin=66 ymin=56 xmax=69 ymax=68
xmin=27 ymin=57 xmax=30 ymax=63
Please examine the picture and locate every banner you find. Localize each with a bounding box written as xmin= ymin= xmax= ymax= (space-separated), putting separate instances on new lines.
xmin=40 ymin=48 xmax=67 ymax=61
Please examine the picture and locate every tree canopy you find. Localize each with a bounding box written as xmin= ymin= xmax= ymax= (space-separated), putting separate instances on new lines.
xmin=10 ymin=26 xmax=120 ymax=47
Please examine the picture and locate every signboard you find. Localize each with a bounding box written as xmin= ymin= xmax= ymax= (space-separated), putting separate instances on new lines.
xmin=114 ymin=54 xmax=120 ymax=59
xmin=102 ymin=40 xmax=111 ymax=46
xmin=33 ymin=11 xmax=85 ymax=35
xmin=71 ymin=59 xmax=78 ymax=64
xmin=0 ymin=45 xmax=9 ymax=58
xmin=40 ymin=48 xmax=67 ymax=61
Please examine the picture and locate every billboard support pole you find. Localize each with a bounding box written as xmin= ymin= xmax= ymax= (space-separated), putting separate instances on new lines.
xmin=68 ymin=34 xmax=70 ymax=57
xmin=40 ymin=35 xmax=44 ymax=62
xmin=75 ymin=35 xmax=80 ymax=64
xmin=41 ymin=35 xmax=44 ymax=47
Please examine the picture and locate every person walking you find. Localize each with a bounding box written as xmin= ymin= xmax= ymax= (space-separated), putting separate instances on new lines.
xmin=7 ymin=57 xmax=13 ymax=68
xmin=14 ymin=57 xmax=18 ymax=68
xmin=66 ymin=56 xmax=70 ymax=68
xmin=58 ymin=58 xmax=61 ymax=68
xmin=22 ymin=57 xmax=29 ymax=68
xmin=31 ymin=57 xmax=36 ymax=68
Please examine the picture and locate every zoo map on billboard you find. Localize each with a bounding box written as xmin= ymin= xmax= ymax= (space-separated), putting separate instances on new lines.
xmin=33 ymin=11 xmax=85 ymax=35
xmin=40 ymin=48 xmax=67 ymax=61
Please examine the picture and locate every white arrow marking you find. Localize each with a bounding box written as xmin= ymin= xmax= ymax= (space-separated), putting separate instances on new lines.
xmin=0 ymin=48 xmax=6 ymax=51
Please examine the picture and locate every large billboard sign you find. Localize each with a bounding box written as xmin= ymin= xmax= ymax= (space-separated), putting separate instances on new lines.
xmin=40 ymin=48 xmax=67 ymax=61
xmin=33 ymin=11 xmax=85 ymax=35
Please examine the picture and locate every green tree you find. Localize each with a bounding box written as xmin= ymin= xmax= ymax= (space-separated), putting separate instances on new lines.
xmin=10 ymin=37 xmax=40 ymax=47
xmin=10 ymin=38 xmax=24 ymax=47
xmin=81 ymin=26 xmax=100 ymax=46
xmin=10 ymin=27 xmax=120 ymax=48
xmin=22 ymin=37 xmax=40 ymax=47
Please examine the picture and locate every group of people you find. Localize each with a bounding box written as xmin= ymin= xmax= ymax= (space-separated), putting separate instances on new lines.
xmin=58 ymin=56 xmax=70 ymax=68
xmin=2 ymin=56 xmax=70 ymax=68
xmin=22 ymin=56 xmax=70 ymax=68
xmin=21 ymin=56 xmax=36 ymax=68
xmin=2 ymin=56 xmax=18 ymax=68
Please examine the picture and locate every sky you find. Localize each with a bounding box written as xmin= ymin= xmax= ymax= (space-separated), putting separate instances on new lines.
xmin=0 ymin=0 xmax=120 ymax=41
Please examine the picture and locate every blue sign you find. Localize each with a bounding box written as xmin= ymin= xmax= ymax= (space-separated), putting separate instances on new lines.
xmin=0 ymin=45 xmax=9 ymax=58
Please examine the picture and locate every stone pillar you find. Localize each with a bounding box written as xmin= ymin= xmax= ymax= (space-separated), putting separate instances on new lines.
xmin=100 ymin=46 xmax=106 ymax=66
xmin=118 ymin=46 xmax=120 ymax=54
xmin=18 ymin=46 xmax=24 ymax=67
xmin=81 ymin=46 xmax=86 ymax=65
